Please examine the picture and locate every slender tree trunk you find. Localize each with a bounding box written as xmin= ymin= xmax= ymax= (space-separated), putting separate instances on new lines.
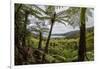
xmin=45 ymin=22 xmax=54 ymax=53
xmin=38 ymin=32 xmax=42 ymax=49
xmin=22 ymin=11 xmax=29 ymax=63
xmin=35 ymin=32 xmax=43 ymax=63
xmin=22 ymin=11 xmax=28 ymax=47
xmin=78 ymin=8 xmax=86 ymax=61
xmin=15 ymin=4 xmax=23 ymax=65
xmin=41 ymin=19 xmax=55 ymax=63
xmin=41 ymin=12 xmax=56 ymax=63
xmin=15 ymin=4 xmax=22 ymax=48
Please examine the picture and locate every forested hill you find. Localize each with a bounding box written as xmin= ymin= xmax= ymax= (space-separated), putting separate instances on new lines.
xmin=51 ymin=27 xmax=94 ymax=38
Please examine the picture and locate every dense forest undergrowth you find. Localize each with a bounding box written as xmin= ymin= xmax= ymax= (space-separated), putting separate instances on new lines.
xmin=15 ymin=28 xmax=94 ymax=65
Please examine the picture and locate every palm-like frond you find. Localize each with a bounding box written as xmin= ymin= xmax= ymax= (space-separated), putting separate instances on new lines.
xmin=28 ymin=5 xmax=93 ymax=30
xmin=29 ymin=5 xmax=69 ymax=26
xmin=32 ymin=5 xmax=46 ymax=14
xmin=65 ymin=7 xmax=94 ymax=27
xmin=56 ymin=20 xmax=67 ymax=27
xmin=45 ymin=6 xmax=55 ymax=15
xmin=56 ymin=7 xmax=80 ymax=17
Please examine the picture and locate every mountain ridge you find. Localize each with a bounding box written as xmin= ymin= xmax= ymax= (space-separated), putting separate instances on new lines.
xmin=51 ymin=27 xmax=94 ymax=38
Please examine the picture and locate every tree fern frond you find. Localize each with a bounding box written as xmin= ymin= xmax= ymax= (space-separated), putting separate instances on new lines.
xmin=45 ymin=6 xmax=55 ymax=15
xmin=39 ymin=16 xmax=51 ymax=20
xmin=56 ymin=19 xmax=67 ymax=27
xmin=56 ymin=15 xmax=69 ymax=19
xmin=32 ymin=5 xmax=46 ymax=14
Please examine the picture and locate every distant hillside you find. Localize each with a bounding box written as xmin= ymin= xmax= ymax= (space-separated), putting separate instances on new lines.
xmin=51 ymin=27 xmax=94 ymax=38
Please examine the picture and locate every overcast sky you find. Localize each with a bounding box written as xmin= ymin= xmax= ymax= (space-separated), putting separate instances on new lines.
xmin=52 ymin=16 xmax=94 ymax=34
xmin=28 ymin=5 xmax=94 ymax=34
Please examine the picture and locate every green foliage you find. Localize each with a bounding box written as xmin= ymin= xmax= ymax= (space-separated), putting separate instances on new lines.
xmin=29 ymin=30 xmax=94 ymax=63
xmin=86 ymin=51 xmax=94 ymax=60
xmin=15 ymin=3 xmax=94 ymax=65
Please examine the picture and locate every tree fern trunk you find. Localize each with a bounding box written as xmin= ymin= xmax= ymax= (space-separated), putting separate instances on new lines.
xmin=41 ymin=22 xmax=54 ymax=63
xmin=38 ymin=32 xmax=42 ymax=49
xmin=22 ymin=11 xmax=29 ymax=63
xmin=22 ymin=11 xmax=28 ymax=47
xmin=41 ymin=12 xmax=56 ymax=63
xmin=78 ymin=8 xmax=86 ymax=61
xmin=41 ymin=18 xmax=55 ymax=63
xmin=45 ymin=22 xmax=54 ymax=53
xmin=15 ymin=4 xmax=23 ymax=65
